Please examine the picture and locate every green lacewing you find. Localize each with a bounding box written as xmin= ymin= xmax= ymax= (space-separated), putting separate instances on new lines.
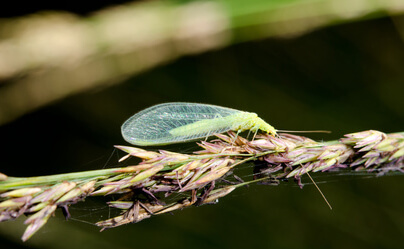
xmin=121 ymin=102 xmax=276 ymax=146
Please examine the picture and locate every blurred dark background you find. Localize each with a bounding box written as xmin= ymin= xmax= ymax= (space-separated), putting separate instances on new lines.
xmin=0 ymin=1 xmax=130 ymax=17
xmin=0 ymin=1 xmax=404 ymax=249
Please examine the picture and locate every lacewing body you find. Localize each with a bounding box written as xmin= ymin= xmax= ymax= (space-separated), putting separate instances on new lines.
xmin=121 ymin=102 xmax=276 ymax=146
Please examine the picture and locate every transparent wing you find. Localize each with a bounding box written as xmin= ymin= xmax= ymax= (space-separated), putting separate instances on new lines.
xmin=121 ymin=102 xmax=241 ymax=145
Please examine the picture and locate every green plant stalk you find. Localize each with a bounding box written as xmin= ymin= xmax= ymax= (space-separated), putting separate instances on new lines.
xmin=0 ymin=168 xmax=122 ymax=191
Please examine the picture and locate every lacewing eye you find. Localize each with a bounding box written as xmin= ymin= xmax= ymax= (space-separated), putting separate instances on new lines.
xmin=121 ymin=102 xmax=275 ymax=146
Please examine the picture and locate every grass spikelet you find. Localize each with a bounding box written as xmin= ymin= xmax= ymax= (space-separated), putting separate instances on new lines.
xmin=0 ymin=129 xmax=403 ymax=241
